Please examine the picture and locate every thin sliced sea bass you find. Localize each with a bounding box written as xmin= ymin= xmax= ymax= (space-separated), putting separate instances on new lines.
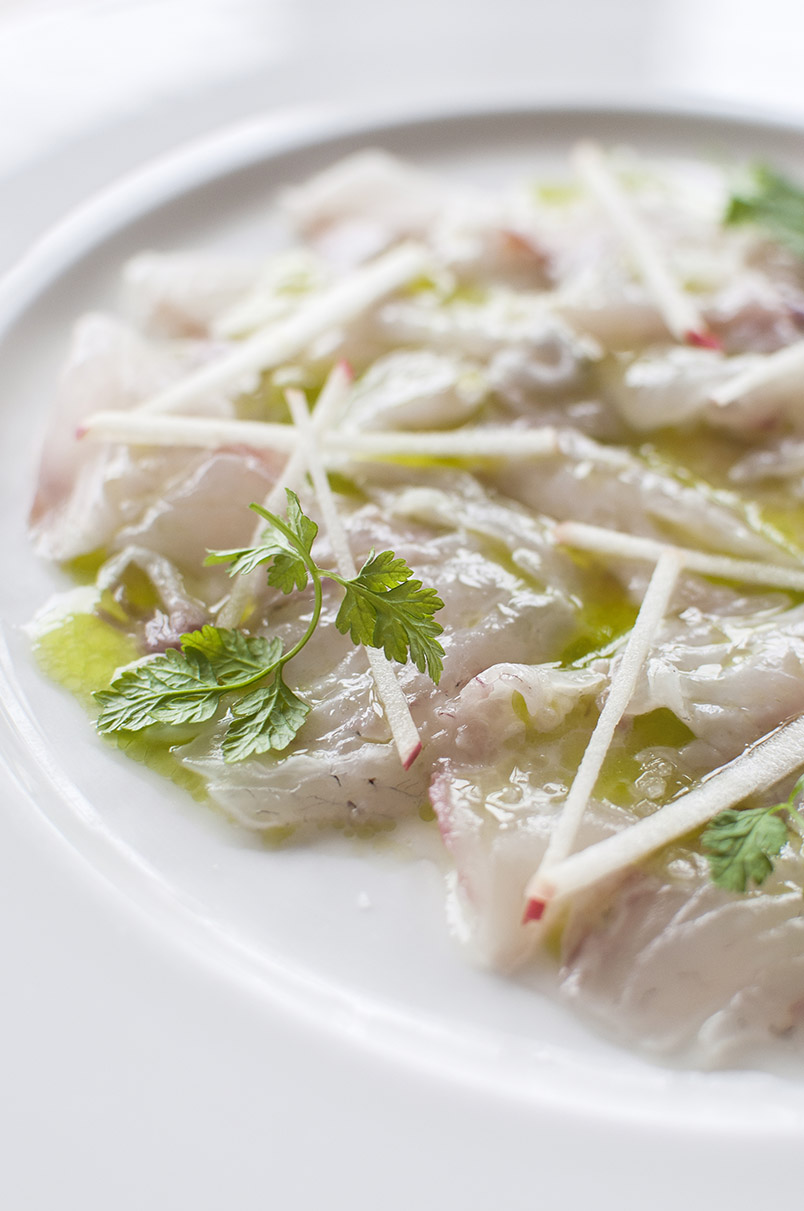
xmin=30 ymin=145 xmax=804 ymax=1069
xmin=178 ymin=479 xmax=580 ymax=829
xmin=430 ymin=664 xmax=607 ymax=968
xmin=559 ymin=847 xmax=804 ymax=1062
xmin=500 ymin=431 xmax=793 ymax=563
xmin=122 ymin=251 xmax=262 ymax=338
xmin=134 ymin=242 xmax=430 ymax=415
xmin=30 ymin=314 xmax=273 ymax=565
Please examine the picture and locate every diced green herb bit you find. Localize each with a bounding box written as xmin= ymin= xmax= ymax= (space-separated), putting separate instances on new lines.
xmin=94 ymin=491 xmax=445 ymax=761
xmin=724 ymin=164 xmax=804 ymax=259
xmin=702 ymin=774 xmax=804 ymax=892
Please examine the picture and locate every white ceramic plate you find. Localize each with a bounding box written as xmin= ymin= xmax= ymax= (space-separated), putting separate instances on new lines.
xmin=4 ymin=104 xmax=804 ymax=1207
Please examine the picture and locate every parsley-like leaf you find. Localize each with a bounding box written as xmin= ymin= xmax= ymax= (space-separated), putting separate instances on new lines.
xmin=335 ymin=551 xmax=445 ymax=682
xmin=265 ymin=551 xmax=309 ymax=595
xmin=95 ymin=646 xmax=221 ymax=733
xmin=205 ymin=537 xmax=288 ymax=577
xmin=95 ymin=626 xmax=284 ymax=737
xmin=724 ymin=164 xmax=804 ymax=260
xmin=206 ymin=490 xmax=318 ymax=593
xmin=222 ymin=672 xmax=310 ymax=762
xmin=182 ymin=625 xmax=282 ymax=685
xmin=702 ymin=806 xmax=789 ymax=893
xmin=348 ymin=549 xmax=414 ymax=593
xmin=277 ymin=489 xmax=318 ymax=557
xmin=256 ymin=491 xmax=318 ymax=593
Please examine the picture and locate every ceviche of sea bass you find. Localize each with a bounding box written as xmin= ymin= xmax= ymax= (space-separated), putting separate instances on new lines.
xmin=27 ymin=141 xmax=804 ymax=1065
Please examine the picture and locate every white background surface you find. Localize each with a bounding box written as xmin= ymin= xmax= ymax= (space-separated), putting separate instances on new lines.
xmin=4 ymin=3 xmax=804 ymax=1208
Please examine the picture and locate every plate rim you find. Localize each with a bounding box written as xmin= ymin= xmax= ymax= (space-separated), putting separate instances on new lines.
xmin=6 ymin=90 xmax=804 ymax=329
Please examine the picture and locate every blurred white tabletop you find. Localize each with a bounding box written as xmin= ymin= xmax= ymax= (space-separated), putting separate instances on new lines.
xmin=3 ymin=2 xmax=804 ymax=1208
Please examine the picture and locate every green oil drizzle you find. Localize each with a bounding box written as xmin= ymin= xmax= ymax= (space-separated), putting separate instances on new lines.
xmin=560 ymin=554 xmax=639 ymax=665
xmin=638 ymin=430 xmax=804 ymax=559
xmin=33 ymin=609 xmax=207 ymax=802
xmin=63 ymin=548 xmax=109 ymax=585
xmin=594 ymin=708 xmax=695 ymax=808
xmin=33 ymin=610 xmax=138 ymax=706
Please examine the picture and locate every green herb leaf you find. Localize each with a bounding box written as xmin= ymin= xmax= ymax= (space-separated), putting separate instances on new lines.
xmin=702 ymin=806 xmax=789 ymax=892
xmin=258 ymin=491 xmax=318 ymax=593
xmin=95 ymin=646 xmax=221 ymax=733
xmin=222 ymin=671 xmax=310 ymax=762
xmin=95 ymin=625 xmax=283 ymax=737
xmin=204 ymin=537 xmax=288 ymax=577
xmin=724 ymin=164 xmax=804 ymax=259
xmin=335 ymin=551 xmax=445 ymax=682
xmin=278 ymin=489 xmax=318 ymax=556
xmin=348 ymin=548 xmax=415 ymax=593
xmin=181 ymin=625 xmax=282 ymax=685
xmin=264 ymin=551 xmax=308 ymax=595
xmin=206 ymin=490 xmax=318 ymax=593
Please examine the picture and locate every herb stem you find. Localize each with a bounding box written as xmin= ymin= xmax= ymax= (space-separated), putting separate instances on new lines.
xmin=785 ymin=804 xmax=804 ymax=838
xmin=277 ymin=569 xmax=323 ymax=667
xmin=244 ymin=508 xmax=325 ymax=671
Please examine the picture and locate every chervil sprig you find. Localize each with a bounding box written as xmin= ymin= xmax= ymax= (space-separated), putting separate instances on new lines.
xmin=208 ymin=492 xmax=445 ymax=680
xmin=702 ymin=774 xmax=804 ymax=892
xmin=94 ymin=491 xmax=444 ymax=762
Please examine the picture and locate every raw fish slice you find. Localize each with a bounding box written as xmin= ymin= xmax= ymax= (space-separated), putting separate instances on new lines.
xmin=376 ymin=290 xmax=599 ymax=378
xmin=705 ymin=277 xmax=804 ymax=354
xmin=179 ymin=484 xmax=582 ymax=830
xmin=730 ymin=438 xmax=804 ymax=483
xmin=559 ymin=848 xmax=804 ymax=1060
xmin=343 ymin=350 xmax=487 ymax=432
xmin=606 ymin=347 xmax=755 ymax=432
xmin=281 ymin=149 xmax=454 ymax=266
xmin=429 ymin=664 xmax=611 ymax=968
xmin=96 ymin=546 xmax=208 ymax=650
xmin=499 ymin=433 xmax=790 ymax=563
xmin=630 ymin=598 xmax=804 ymax=762
xmin=30 ymin=314 xmax=239 ymax=561
xmin=112 ymin=449 xmax=279 ymax=580
xmin=123 ymin=252 xmax=261 ymax=338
